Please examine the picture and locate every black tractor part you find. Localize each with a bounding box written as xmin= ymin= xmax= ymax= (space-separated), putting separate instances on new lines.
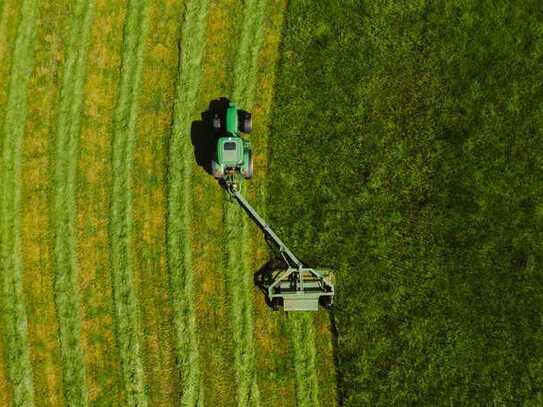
xmin=238 ymin=110 xmax=252 ymax=133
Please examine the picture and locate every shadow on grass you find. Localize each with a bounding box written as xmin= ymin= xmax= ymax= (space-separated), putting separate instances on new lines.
xmin=254 ymin=258 xmax=287 ymax=309
xmin=190 ymin=97 xmax=231 ymax=175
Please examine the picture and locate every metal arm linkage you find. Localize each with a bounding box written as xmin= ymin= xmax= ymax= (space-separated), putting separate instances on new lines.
xmin=231 ymin=189 xmax=302 ymax=268
xmin=229 ymin=186 xmax=334 ymax=311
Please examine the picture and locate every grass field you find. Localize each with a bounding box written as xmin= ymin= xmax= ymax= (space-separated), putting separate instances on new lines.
xmin=2 ymin=0 xmax=542 ymax=406
xmin=0 ymin=0 xmax=336 ymax=405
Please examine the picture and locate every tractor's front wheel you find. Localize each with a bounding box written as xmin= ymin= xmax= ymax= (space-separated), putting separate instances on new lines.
xmin=211 ymin=160 xmax=224 ymax=179
xmin=241 ymin=151 xmax=253 ymax=179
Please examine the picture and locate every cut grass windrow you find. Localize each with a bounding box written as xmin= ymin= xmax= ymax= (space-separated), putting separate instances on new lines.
xmin=0 ymin=0 xmax=38 ymax=405
xmin=225 ymin=0 xmax=268 ymax=405
xmin=51 ymin=0 xmax=94 ymax=404
xmin=110 ymin=0 xmax=150 ymax=405
xmin=167 ymin=0 xmax=209 ymax=404
xmin=289 ymin=313 xmax=320 ymax=407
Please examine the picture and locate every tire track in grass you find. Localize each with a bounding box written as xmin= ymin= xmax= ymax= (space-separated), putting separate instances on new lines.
xmin=225 ymin=0 xmax=268 ymax=405
xmin=167 ymin=0 xmax=209 ymax=404
xmin=110 ymin=0 xmax=150 ymax=405
xmin=51 ymin=1 xmax=94 ymax=404
xmin=0 ymin=0 xmax=38 ymax=404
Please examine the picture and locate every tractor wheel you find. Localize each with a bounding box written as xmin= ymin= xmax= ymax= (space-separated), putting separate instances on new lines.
xmin=271 ymin=297 xmax=283 ymax=311
xmin=212 ymin=114 xmax=221 ymax=130
xmin=238 ymin=110 xmax=252 ymax=133
xmin=242 ymin=152 xmax=253 ymax=179
xmin=211 ymin=160 xmax=224 ymax=179
xmin=320 ymin=295 xmax=333 ymax=310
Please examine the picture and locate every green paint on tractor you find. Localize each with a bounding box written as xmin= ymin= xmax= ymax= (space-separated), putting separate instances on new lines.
xmin=212 ymin=102 xmax=253 ymax=185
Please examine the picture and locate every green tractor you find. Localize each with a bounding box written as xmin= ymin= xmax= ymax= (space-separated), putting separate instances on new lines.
xmin=211 ymin=102 xmax=253 ymax=188
xmin=209 ymin=101 xmax=335 ymax=311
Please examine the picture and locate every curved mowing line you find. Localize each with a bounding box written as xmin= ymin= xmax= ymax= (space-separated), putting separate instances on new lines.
xmin=290 ymin=314 xmax=320 ymax=407
xmin=0 ymin=0 xmax=38 ymax=405
xmin=51 ymin=0 xmax=94 ymax=405
xmin=110 ymin=0 xmax=150 ymax=405
xmin=166 ymin=0 xmax=208 ymax=405
xmin=224 ymin=0 xmax=268 ymax=405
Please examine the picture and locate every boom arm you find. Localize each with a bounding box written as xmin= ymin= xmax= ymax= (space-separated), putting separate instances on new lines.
xmin=230 ymin=188 xmax=303 ymax=268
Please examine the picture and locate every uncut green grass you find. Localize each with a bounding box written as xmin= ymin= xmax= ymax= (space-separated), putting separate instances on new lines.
xmin=270 ymin=0 xmax=543 ymax=405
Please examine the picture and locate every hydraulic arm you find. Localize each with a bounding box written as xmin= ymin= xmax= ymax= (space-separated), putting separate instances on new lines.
xmin=230 ymin=187 xmax=334 ymax=311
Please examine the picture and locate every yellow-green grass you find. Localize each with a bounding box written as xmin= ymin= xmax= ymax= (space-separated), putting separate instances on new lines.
xmin=20 ymin=0 xmax=77 ymax=404
xmin=0 ymin=0 xmax=21 ymax=129
xmin=131 ymin=0 xmax=181 ymax=404
xmin=0 ymin=1 xmax=338 ymax=405
xmin=110 ymin=0 xmax=150 ymax=404
xmin=0 ymin=0 xmax=39 ymax=404
xmin=77 ymin=0 xmax=126 ymax=404
xmin=50 ymin=0 xmax=94 ymax=404
xmin=0 ymin=1 xmax=22 ymax=405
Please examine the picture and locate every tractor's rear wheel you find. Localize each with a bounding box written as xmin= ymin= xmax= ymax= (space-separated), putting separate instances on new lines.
xmin=238 ymin=110 xmax=252 ymax=133
xmin=212 ymin=114 xmax=221 ymax=130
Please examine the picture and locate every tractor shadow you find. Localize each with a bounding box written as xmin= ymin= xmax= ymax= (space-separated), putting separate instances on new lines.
xmin=191 ymin=97 xmax=231 ymax=175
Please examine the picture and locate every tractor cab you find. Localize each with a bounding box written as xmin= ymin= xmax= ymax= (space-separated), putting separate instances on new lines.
xmin=211 ymin=103 xmax=253 ymax=183
xmin=217 ymin=137 xmax=244 ymax=167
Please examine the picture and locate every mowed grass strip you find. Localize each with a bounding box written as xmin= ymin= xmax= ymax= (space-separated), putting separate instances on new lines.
xmin=242 ymin=2 xmax=298 ymax=405
xmin=77 ymin=0 xmax=126 ymax=404
xmin=189 ymin=1 xmax=240 ymax=403
xmin=132 ymin=0 xmax=181 ymax=404
xmin=167 ymin=0 xmax=209 ymax=404
xmin=0 ymin=0 xmax=39 ymax=404
xmin=224 ymin=0 xmax=268 ymax=404
xmin=290 ymin=314 xmax=320 ymax=407
xmin=51 ymin=0 xmax=94 ymax=404
xmin=110 ymin=0 xmax=150 ymax=404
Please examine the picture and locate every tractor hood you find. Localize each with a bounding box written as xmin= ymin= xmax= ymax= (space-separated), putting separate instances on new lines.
xmin=217 ymin=136 xmax=243 ymax=166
